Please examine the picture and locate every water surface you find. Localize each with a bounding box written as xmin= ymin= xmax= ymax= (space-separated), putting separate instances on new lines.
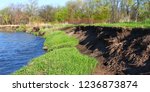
xmin=0 ymin=32 xmax=45 ymax=74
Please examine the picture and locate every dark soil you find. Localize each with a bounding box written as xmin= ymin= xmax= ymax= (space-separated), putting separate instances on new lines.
xmin=66 ymin=26 xmax=150 ymax=75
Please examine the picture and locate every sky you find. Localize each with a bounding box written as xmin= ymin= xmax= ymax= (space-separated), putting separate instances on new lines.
xmin=0 ymin=0 xmax=71 ymax=9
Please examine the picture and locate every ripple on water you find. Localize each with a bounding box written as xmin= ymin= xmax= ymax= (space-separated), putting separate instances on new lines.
xmin=0 ymin=32 xmax=45 ymax=75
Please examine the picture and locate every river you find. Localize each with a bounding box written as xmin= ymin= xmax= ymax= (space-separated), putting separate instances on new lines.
xmin=0 ymin=32 xmax=45 ymax=75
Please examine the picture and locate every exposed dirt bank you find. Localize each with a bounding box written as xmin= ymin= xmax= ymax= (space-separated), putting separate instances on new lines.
xmin=66 ymin=26 xmax=150 ymax=75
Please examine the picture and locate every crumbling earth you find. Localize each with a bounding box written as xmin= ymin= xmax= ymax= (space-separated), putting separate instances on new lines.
xmin=67 ymin=26 xmax=150 ymax=75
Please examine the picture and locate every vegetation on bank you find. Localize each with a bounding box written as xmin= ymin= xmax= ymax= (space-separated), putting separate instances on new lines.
xmin=94 ymin=21 xmax=150 ymax=28
xmin=14 ymin=29 xmax=97 ymax=75
xmin=11 ymin=20 xmax=150 ymax=75
xmin=0 ymin=0 xmax=150 ymax=25
xmin=1 ymin=0 xmax=149 ymax=75
xmin=43 ymin=31 xmax=78 ymax=51
xmin=14 ymin=20 xmax=150 ymax=33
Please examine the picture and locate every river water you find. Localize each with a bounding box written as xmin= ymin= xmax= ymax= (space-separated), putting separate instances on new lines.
xmin=0 ymin=32 xmax=45 ymax=74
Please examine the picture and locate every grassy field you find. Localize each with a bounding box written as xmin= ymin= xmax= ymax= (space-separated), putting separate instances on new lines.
xmin=14 ymin=29 xmax=97 ymax=75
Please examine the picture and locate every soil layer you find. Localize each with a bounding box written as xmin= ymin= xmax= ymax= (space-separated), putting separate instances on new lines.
xmin=66 ymin=26 xmax=150 ymax=75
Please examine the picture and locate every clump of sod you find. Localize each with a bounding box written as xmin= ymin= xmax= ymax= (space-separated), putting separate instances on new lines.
xmin=44 ymin=31 xmax=78 ymax=51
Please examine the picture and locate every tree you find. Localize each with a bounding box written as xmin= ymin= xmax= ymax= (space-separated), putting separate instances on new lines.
xmin=25 ymin=0 xmax=39 ymax=23
xmin=0 ymin=7 xmax=12 ymax=24
xmin=10 ymin=4 xmax=29 ymax=24
xmin=39 ymin=5 xmax=56 ymax=22
xmin=55 ymin=7 xmax=68 ymax=22
xmin=138 ymin=0 xmax=150 ymax=21
xmin=0 ymin=0 xmax=150 ymax=24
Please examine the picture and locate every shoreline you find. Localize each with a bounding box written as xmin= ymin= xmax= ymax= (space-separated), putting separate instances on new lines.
xmin=2 ymin=24 xmax=150 ymax=75
xmin=14 ymin=25 xmax=97 ymax=75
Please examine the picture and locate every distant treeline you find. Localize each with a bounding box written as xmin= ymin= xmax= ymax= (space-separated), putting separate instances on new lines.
xmin=0 ymin=0 xmax=150 ymax=24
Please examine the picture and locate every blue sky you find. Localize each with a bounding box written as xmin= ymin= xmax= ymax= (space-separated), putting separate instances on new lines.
xmin=0 ymin=0 xmax=70 ymax=9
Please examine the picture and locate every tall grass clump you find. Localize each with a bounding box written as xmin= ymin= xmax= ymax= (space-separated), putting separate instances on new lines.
xmin=44 ymin=31 xmax=78 ymax=51
xmin=16 ymin=24 xmax=27 ymax=32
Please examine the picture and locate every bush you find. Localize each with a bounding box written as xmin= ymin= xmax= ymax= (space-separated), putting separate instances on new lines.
xmin=142 ymin=19 xmax=150 ymax=24
xmin=16 ymin=24 xmax=27 ymax=32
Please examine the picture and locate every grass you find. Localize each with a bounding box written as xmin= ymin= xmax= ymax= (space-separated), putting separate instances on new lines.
xmin=77 ymin=21 xmax=150 ymax=28
xmin=14 ymin=30 xmax=97 ymax=75
xmin=94 ymin=22 xmax=150 ymax=28
xmin=16 ymin=24 xmax=27 ymax=32
xmin=44 ymin=31 xmax=78 ymax=51
xmin=15 ymin=47 xmax=97 ymax=75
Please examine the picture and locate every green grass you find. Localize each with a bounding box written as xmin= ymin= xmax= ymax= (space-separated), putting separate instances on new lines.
xmin=16 ymin=24 xmax=27 ymax=32
xmin=15 ymin=47 xmax=97 ymax=75
xmin=94 ymin=22 xmax=150 ymax=28
xmin=44 ymin=31 xmax=78 ymax=51
xmin=77 ymin=21 xmax=150 ymax=28
xmin=14 ymin=30 xmax=97 ymax=75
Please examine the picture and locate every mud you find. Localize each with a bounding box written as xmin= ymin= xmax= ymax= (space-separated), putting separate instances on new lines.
xmin=67 ymin=26 xmax=150 ymax=75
